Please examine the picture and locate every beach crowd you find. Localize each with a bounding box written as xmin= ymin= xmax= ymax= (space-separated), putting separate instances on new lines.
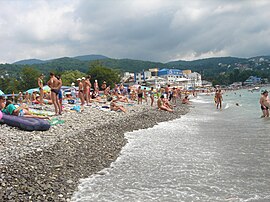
xmin=0 ymin=72 xmax=193 ymax=120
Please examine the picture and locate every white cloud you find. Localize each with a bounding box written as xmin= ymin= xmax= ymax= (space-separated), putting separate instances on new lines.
xmin=0 ymin=0 xmax=270 ymax=63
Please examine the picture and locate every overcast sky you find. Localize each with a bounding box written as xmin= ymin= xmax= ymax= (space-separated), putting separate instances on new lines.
xmin=0 ymin=0 xmax=270 ymax=64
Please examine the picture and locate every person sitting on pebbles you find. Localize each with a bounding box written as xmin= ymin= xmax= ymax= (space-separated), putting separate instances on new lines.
xmin=182 ymin=95 xmax=190 ymax=104
xmin=108 ymin=97 xmax=127 ymax=113
xmin=157 ymin=95 xmax=173 ymax=112
xmin=2 ymin=100 xmax=49 ymax=119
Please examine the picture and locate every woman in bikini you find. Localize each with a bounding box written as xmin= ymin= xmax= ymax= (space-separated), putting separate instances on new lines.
xmin=149 ymin=87 xmax=155 ymax=107
xmin=37 ymin=74 xmax=44 ymax=105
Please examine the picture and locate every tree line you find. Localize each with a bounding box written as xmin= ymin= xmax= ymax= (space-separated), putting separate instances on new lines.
xmin=0 ymin=61 xmax=120 ymax=94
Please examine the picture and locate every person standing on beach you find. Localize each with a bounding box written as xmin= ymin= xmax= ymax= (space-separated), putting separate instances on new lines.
xmin=84 ymin=76 xmax=91 ymax=105
xmin=216 ymin=89 xmax=223 ymax=109
xmin=47 ymin=72 xmax=62 ymax=115
xmin=259 ymin=90 xmax=269 ymax=117
xmin=143 ymin=87 xmax=148 ymax=103
xmin=149 ymin=87 xmax=155 ymax=107
xmin=37 ymin=74 xmax=44 ymax=105
xmin=56 ymin=75 xmax=63 ymax=108
xmin=77 ymin=78 xmax=85 ymax=111
xmin=94 ymin=79 xmax=99 ymax=94
xmin=137 ymin=86 xmax=143 ymax=104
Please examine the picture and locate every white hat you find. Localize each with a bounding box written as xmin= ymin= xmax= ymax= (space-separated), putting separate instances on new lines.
xmin=71 ymin=82 xmax=75 ymax=86
xmin=82 ymin=77 xmax=85 ymax=80
xmin=36 ymin=94 xmax=40 ymax=97
xmin=77 ymin=78 xmax=81 ymax=81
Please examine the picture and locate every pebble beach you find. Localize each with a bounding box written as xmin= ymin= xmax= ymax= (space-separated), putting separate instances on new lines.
xmin=0 ymin=101 xmax=189 ymax=201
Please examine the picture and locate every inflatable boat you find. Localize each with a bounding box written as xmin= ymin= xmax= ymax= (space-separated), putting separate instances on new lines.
xmin=0 ymin=111 xmax=50 ymax=131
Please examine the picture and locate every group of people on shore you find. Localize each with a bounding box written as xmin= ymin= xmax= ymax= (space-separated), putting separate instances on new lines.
xmin=0 ymin=73 xmax=194 ymax=118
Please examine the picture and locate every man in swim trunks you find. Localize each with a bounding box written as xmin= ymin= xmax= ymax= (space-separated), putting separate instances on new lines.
xmin=137 ymin=86 xmax=143 ymax=104
xmin=259 ymin=90 xmax=269 ymax=117
xmin=47 ymin=72 xmax=62 ymax=115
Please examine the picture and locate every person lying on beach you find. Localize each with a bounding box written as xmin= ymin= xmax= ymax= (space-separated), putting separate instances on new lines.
xmin=110 ymin=99 xmax=127 ymax=113
xmin=116 ymin=94 xmax=129 ymax=103
xmin=2 ymin=100 xmax=49 ymax=119
xmin=36 ymin=95 xmax=53 ymax=105
xmin=157 ymin=95 xmax=173 ymax=112
xmin=182 ymin=96 xmax=190 ymax=104
xmin=91 ymin=91 xmax=102 ymax=102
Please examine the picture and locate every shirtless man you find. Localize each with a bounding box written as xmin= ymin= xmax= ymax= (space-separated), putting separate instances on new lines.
xmin=84 ymin=76 xmax=91 ymax=105
xmin=137 ymin=86 xmax=143 ymax=104
xmin=77 ymin=78 xmax=85 ymax=111
xmin=259 ymin=90 xmax=269 ymax=117
xmin=47 ymin=72 xmax=62 ymax=115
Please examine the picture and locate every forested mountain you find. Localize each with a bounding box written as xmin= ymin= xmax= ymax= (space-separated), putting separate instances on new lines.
xmin=1 ymin=54 xmax=270 ymax=85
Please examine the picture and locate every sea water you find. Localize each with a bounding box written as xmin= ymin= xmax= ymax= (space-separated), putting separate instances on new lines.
xmin=72 ymin=89 xmax=270 ymax=202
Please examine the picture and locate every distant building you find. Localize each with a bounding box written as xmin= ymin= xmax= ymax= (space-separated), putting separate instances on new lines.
xmin=158 ymin=68 xmax=184 ymax=83
xmin=134 ymin=70 xmax=151 ymax=84
xmin=186 ymin=72 xmax=202 ymax=88
xmin=243 ymin=76 xmax=262 ymax=85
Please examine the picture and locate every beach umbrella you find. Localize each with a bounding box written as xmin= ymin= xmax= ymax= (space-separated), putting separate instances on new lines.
xmin=26 ymin=87 xmax=39 ymax=94
xmin=42 ymin=85 xmax=51 ymax=92
xmin=0 ymin=90 xmax=4 ymax=95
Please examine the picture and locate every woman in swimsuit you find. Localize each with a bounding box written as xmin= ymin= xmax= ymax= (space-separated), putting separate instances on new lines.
xmin=37 ymin=74 xmax=44 ymax=105
xmin=149 ymin=87 xmax=155 ymax=107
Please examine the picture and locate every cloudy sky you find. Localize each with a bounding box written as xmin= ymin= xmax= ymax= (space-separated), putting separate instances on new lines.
xmin=0 ymin=0 xmax=270 ymax=64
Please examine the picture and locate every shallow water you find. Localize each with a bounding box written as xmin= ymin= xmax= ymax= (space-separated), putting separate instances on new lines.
xmin=72 ymin=90 xmax=270 ymax=202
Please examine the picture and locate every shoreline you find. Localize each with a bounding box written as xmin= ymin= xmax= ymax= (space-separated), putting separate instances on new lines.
xmin=0 ymin=102 xmax=189 ymax=201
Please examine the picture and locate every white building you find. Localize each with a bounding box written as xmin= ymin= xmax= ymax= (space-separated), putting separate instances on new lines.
xmin=186 ymin=72 xmax=202 ymax=88
xmin=134 ymin=71 xmax=151 ymax=84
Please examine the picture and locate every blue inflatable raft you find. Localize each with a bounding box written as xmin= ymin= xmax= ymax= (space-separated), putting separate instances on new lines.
xmin=0 ymin=111 xmax=50 ymax=131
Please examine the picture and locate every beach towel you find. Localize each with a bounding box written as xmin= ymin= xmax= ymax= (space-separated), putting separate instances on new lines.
xmin=70 ymin=105 xmax=81 ymax=112
xmin=48 ymin=118 xmax=65 ymax=126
